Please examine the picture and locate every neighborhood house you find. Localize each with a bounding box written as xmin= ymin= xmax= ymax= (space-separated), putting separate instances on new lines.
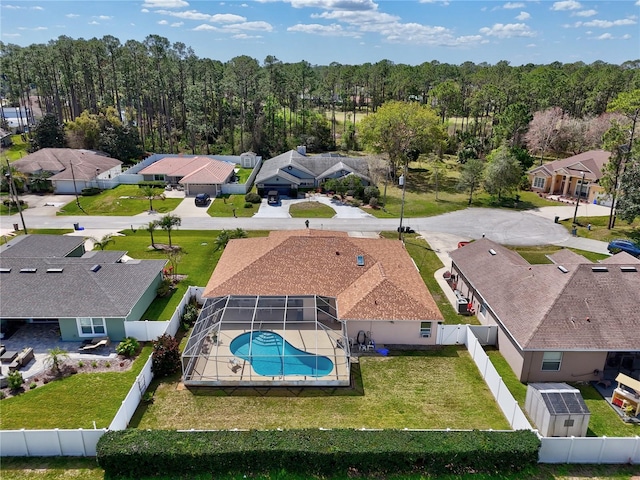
xmin=448 ymin=238 xmax=640 ymax=384
xmin=0 ymin=234 xmax=166 ymax=342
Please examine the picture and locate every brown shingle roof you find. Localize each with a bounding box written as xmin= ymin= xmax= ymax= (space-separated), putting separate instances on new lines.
xmin=12 ymin=148 xmax=121 ymax=180
xmin=450 ymin=239 xmax=640 ymax=351
xmin=204 ymin=230 xmax=442 ymax=322
xmin=528 ymin=150 xmax=610 ymax=181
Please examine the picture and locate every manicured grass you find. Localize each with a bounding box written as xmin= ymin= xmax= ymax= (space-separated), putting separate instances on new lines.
xmin=289 ymin=201 xmax=335 ymax=218
xmin=3 ymin=134 xmax=29 ymax=162
xmin=0 ymin=346 xmax=151 ymax=430
xmin=234 ymin=167 xmax=253 ymax=184
xmin=486 ymin=348 xmax=640 ymax=438
xmin=381 ymin=232 xmax=476 ymax=325
xmin=0 ymin=202 xmax=28 ymax=216
xmin=134 ymin=346 xmax=509 ymax=431
xmin=208 ymin=194 xmax=256 ymax=217
xmin=561 ymin=215 xmax=640 ymax=243
xmin=57 ymin=185 xmax=182 ymax=216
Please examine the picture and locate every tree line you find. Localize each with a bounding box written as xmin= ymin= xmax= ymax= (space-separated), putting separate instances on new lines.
xmin=1 ymin=34 xmax=639 ymax=159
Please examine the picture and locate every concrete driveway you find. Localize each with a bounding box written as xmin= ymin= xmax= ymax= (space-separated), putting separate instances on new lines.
xmin=252 ymin=193 xmax=374 ymax=219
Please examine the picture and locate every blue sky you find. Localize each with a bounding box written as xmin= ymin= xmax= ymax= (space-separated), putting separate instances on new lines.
xmin=1 ymin=0 xmax=638 ymax=65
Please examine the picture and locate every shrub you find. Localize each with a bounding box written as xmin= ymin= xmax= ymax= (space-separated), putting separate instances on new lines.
xmin=81 ymin=187 xmax=101 ymax=196
xmin=0 ymin=391 xmax=5 ymax=399
xmin=97 ymin=429 xmax=540 ymax=478
xmin=244 ymin=192 xmax=261 ymax=204
xmin=369 ymin=197 xmax=379 ymax=208
xmin=91 ymin=361 xmax=98 ymax=368
xmin=77 ymin=360 xmax=84 ymax=368
xmin=7 ymin=371 xmax=24 ymax=391
xmin=30 ymin=382 xmax=37 ymax=389
xmin=2 ymin=199 xmax=26 ymax=207
xmin=363 ymin=185 xmax=380 ymax=203
xmin=116 ymin=337 xmax=140 ymax=357
xmin=243 ymin=202 xmax=253 ymax=208
xmin=157 ymin=278 xmax=173 ymax=297
xmin=181 ymin=302 xmax=199 ymax=330
xmin=151 ymin=334 xmax=181 ymax=377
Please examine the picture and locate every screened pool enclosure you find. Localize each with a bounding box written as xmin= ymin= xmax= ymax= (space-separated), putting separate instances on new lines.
xmin=182 ymin=295 xmax=351 ymax=387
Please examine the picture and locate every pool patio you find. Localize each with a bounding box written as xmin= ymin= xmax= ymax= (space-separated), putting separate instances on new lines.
xmin=181 ymin=295 xmax=351 ymax=387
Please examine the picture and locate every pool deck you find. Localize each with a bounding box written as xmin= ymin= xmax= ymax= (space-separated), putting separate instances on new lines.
xmin=185 ymin=325 xmax=351 ymax=387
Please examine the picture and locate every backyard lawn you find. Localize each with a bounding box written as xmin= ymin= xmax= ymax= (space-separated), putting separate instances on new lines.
xmin=133 ymin=346 xmax=509 ymax=431
xmin=289 ymin=201 xmax=335 ymax=218
xmin=0 ymin=346 xmax=151 ymax=430
xmin=57 ymin=185 xmax=182 ymax=216
xmin=2 ymin=134 xmax=29 ymax=162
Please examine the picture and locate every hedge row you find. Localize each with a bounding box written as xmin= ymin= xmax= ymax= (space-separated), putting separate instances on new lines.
xmin=97 ymin=429 xmax=540 ymax=477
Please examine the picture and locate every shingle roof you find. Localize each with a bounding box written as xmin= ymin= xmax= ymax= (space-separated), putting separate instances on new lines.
xmin=255 ymin=150 xmax=371 ymax=184
xmin=139 ymin=156 xmax=235 ymax=184
xmin=12 ymin=148 xmax=121 ymax=180
xmin=528 ymin=150 xmax=610 ymax=181
xmin=450 ymin=239 xmax=640 ymax=351
xmin=0 ymin=234 xmax=166 ymax=319
xmin=204 ymin=230 xmax=442 ymax=322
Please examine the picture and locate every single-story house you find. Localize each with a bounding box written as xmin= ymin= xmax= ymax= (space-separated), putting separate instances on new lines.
xmin=528 ymin=150 xmax=609 ymax=204
xmin=0 ymin=234 xmax=166 ymax=342
xmin=11 ymin=148 xmax=122 ymax=194
xmin=449 ymin=238 xmax=640 ymax=383
xmin=138 ymin=156 xmax=235 ymax=197
xmin=182 ymin=230 xmax=443 ymax=386
xmin=255 ymin=150 xmax=371 ymax=196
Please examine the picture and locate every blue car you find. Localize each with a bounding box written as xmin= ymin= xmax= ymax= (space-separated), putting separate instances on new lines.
xmin=607 ymin=239 xmax=640 ymax=257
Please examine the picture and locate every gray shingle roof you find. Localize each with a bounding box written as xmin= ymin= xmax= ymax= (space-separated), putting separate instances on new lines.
xmin=450 ymin=239 xmax=640 ymax=351
xmin=0 ymin=234 xmax=85 ymax=258
xmin=12 ymin=148 xmax=121 ymax=180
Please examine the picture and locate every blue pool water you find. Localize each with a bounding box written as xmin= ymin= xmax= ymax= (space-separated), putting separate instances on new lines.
xmin=229 ymin=331 xmax=334 ymax=377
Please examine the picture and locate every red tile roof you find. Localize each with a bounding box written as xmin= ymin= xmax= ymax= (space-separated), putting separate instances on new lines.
xmin=204 ymin=230 xmax=443 ymax=322
xmin=139 ymin=156 xmax=234 ymax=184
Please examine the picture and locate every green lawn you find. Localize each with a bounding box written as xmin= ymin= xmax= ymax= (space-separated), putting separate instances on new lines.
xmin=57 ymin=185 xmax=182 ymax=216
xmin=0 ymin=346 xmax=151 ymax=430
xmin=561 ymin=215 xmax=640 ymax=244
xmin=234 ymin=167 xmax=253 ymax=184
xmin=289 ymin=201 xmax=335 ymax=218
xmin=381 ymin=232 xmax=476 ymax=325
xmin=2 ymin=134 xmax=29 ymax=162
xmin=134 ymin=346 xmax=509 ymax=431
xmin=486 ymin=348 xmax=640 ymax=438
xmin=208 ymin=194 xmax=256 ymax=217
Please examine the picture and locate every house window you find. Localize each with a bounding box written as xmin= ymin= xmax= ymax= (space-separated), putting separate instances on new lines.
xmin=533 ymin=177 xmax=545 ymax=189
xmin=153 ymin=174 xmax=165 ymax=182
xmin=420 ymin=322 xmax=431 ymax=338
xmin=78 ymin=317 xmax=106 ymax=336
xmin=479 ymin=304 xmax=487 ymax=316
xmin=542 ymin=351 xmax=562 ymax=371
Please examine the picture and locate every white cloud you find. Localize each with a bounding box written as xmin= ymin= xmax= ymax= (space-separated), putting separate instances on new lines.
xmin=579 ymin=17 xmax=637 ymax=28
xmin=170 ymin=21 xmax=183 ymax=27
xmin=66 ymin=13 xmax=79 ymax=18
xmin=419 ymin=0 xmax=450 ymax=4
xmin=3 ymin=5 xmax=25 ymax=9
xmin=622 ymin=33 xmax=631 ymax=39
xmin=2 ymin=33 xmax=21 ymax=37
xmin=551 ymin=1 xmax=582 ymax=11
xmin=288 ymin=23 xmax=360 ymax=37
xmin=155 ymin=9 xmax=245 ymax=23
xmin=232 ymin=33 xmax=262 ymax=39
xmin=142 ymin=0 xmax=189 ymax=8
xmin=596 ymin=33 xmax=613 ymax=40
xmin=17 ymin=26 xmax=47 ymax=31
xmin=88 ymin=21 xmax=99 ymax=25
xmin=95 ymin=15 xmax=112 ymax=20
xmin=288 ymin=0 xmax=377 ymax=10
xmin=636 ymin=0 xmax=640 ymax=5
xmin=516 ymin=11 xmax=530 ymax=21
xmin=503 ymin=2 xmax=525 ymax=9
xmin=31 ymin=6 xmax=43 ymax=10
xmin=574 ymin=9 xmax=597 ymax=17
xmin=158 ymin=20 xmax=168 ymax=25
xmin=222 ymin=21 xmax=273 ymax=32
xmin=526 ymin=43 xmax=536 ymax=47
xmin=479 ymin=23 xmax=535 ymax=38
xmin=193 ymin=23 xmax=217 ymax=31
xmin=141 ymin=8 xmax=150 ymax=13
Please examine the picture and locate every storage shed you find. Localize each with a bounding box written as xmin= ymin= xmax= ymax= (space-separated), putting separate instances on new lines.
xmin=525 ymin=383 xmax=590 ymax=437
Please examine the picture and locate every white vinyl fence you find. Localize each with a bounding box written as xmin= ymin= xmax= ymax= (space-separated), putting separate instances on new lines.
xmin=539 ymin=435 xmax=640 ymax=463
xmin=109 ymin=356 xmax=153 ymax=430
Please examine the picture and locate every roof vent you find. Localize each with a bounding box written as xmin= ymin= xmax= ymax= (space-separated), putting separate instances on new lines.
xmin=90 ymin=264 xmax=102 ymax=272
xmin=0 ymin=267 xmax=11 ymax=273
xmin=489 ymin=249 xmax=497 ymax=256
xmin=47 ymin=268 xmax=64 ymax=273
xmin=20 ymin=268 xmax=37 ymax=273
xmin=620 ymin=266 xmax=637 ymax=272
xmin=591 ymin=266 xmax=608 ymax=272
xmin=558 ymin=265 xmax=569 ymax=273
xmin=356 ymin=255 xmax=365 ymax=266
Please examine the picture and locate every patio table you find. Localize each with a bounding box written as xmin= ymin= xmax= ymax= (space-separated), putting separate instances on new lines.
xmin=0 ymin=350 xmax=19 ymax=363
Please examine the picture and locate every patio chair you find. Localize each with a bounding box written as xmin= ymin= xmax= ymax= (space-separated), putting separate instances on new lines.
xmin=596 ymin=375 xmax=612 ymax=388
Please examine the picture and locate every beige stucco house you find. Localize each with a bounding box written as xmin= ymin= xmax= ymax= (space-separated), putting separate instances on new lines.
xmin=449 ymin=239 xmax=640 ymax=383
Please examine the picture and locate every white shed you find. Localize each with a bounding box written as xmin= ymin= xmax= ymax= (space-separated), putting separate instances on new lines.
xmin=525 ymin=383 xmax=590 ymax=437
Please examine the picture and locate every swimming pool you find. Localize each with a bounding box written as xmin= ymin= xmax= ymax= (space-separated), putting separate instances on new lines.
xmin=229 ymin=331 xmax=334 ymax=377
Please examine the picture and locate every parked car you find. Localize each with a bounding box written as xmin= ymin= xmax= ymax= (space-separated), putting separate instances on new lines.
xmin=607 ymin=239 xmax=640 ymax=257
xmin=194 ymin=193 xmax=210 ymax=206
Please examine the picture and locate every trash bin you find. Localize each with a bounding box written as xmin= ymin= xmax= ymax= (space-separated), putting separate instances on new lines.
xmin=554 ymin=216 xmax=559 ymax=224
xmin=571 ymin=227 xmax=577 ymax=236
xmin=73 ymin=223 xmax=80 ymax=231
xmin=13 ymin=223 xmax=19 ymax=231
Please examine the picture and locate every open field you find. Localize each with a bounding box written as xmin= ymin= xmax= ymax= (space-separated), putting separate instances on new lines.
xmin=57 ymin=185 xmax=182 ymax=216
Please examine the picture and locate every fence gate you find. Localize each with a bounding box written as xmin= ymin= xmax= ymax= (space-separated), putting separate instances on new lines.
xmin=437 ymin=324 xmax=467 ymax=345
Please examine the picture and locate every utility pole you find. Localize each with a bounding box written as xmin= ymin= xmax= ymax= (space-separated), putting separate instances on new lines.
xmin=398 ymin=160 xmax=408 ymax=241
xmin=572 ymin=171 xmax=586 ymax=225
xmin=4 ymin=158 xmax=27 ymax=234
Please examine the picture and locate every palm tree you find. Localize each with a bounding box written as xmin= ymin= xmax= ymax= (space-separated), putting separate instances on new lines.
xmin=146 ymin=220 xmax=159 ymax=249
xmin=92 ymin=234 xmax=114 ymax=250
xmin=46 ymin=347 xmax=69 ymax=375
xmin=141 ymin=185 xmax=162 ymax=212
xmin=159 ymin=213 xmax=181 ymax=248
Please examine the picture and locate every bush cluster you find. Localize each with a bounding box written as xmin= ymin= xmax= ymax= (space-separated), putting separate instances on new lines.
xmin=97 ymin=429 xmax=540 ymax=478
xmin=151 ymin=334 xmax=181 ymax=377
xmin=180 ymin=300 xmax=199 ymax=330
xmin=244 ymin=192 xmax=262 ymax=204
xmin=81 ymin=187 xmax=101 ymax=196
xmin=115 ymin=337 xmax=139 ymax=357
